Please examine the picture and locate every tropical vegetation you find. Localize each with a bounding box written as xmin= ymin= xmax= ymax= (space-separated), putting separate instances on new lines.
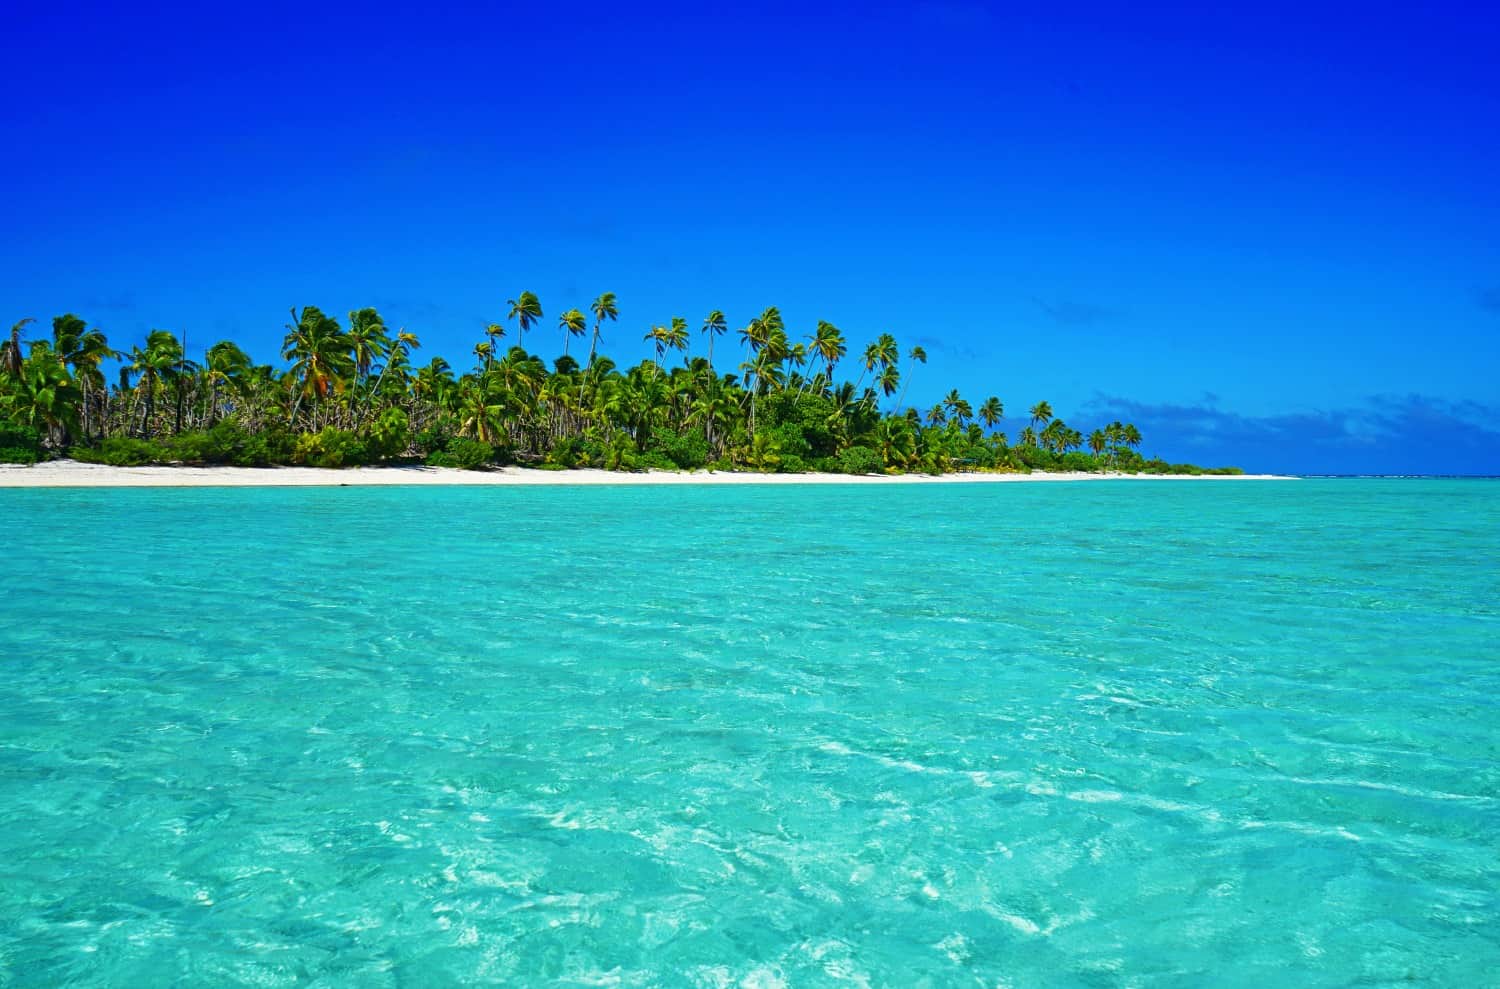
xmin=0 ymin=301 xmax=1240 ymax=474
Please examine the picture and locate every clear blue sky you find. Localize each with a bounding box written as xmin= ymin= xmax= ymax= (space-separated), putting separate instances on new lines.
xmin=5 ymin=2 xmax=1497 ymax=473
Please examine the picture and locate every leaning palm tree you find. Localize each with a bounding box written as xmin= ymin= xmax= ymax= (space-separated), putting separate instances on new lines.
xmin=370 ymin=329 xmax=421 ymax=406
xmin=507 ymin=291 xmax=543 ymax=350
xmin=558 ymin=308 xmax=587 ymax=356
xmin=701 ymin=310 xmax=727 ymax=373
xmin=736 ymin=313 xmax=773 ymax=432
xmin=586 ymin=292 xmax=619 ymax=370
xmin=482 ymin=324 xmax=506 ymax=370
xmin=878 ymin=363 xmax=901 ymax=411
xmin=856 ymin=333 xmax=900 ymax=393
xmin=894 ymin=345 xmax=927 ymax=412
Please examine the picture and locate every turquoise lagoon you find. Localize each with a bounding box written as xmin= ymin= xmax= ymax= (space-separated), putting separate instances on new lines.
xmin=2 ymin=479 xmax=1497 ymax=986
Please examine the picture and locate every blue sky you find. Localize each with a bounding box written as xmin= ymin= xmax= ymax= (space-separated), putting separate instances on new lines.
xmin=4 ymin=1 xmax=1497 ymax=473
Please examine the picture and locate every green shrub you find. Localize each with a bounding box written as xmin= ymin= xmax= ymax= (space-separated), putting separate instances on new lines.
xmin=648 ymin=428 xmax=709 ymax=470
xmin=167 ymin=422 xmax=250 ymax=464
xmin=836 ymin=446 xmax=885 ymax=475
xmin=0 ymin=423 xmax=42 ymax=463
xmin=365 ymin=407 xmax=411 ymax=461
xmin=766 ymin=423 xmax=811 ymax=461
xmin=425 ymin=437 xmax=494 ymax=470
xmin=545 ymin=436 xmax=589 ymax=469
xmin=621 ymin=448 xmax=677 ymax=472
xmin=1057 ymin=451 xmax=1101 ymax=472
xmin=414 ymin=424 xmax=454 ymax=457
xmin=232 ymin=430 xmax=295 ymax=467
xmin=292 ymin=428 xmax=369 ymax=468
xmin=73 ymin=437 xmax=166 ymax=466
xmin=778 ymin=453 xmax=809 ymax=473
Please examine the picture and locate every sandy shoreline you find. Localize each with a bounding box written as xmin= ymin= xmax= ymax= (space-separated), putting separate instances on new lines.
xmin=0 ymin=461 xmax=1293 ymax=488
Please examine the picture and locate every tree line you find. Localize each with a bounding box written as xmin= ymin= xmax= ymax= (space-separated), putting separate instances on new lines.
xmin=0 ymin=297 xmax=1238 ymax=474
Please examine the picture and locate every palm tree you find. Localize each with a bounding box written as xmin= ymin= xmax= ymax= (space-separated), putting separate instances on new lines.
xmin=347 ymin=308 xmax=392 ymax=382
xmin=507 ymin=291 xmax=543 ymax=350
xmin=644 ymin=324 xmax=667 ymax=374
xmin=944 ymin=389 xmax=972 ymax=427
xmin=806 ymin=320 xmax=846 ymax=395
xmin=737 ymin=310 xmax=782 ymax=437
xmin=875 ymin=416 xmax=916 ymax=468
xmin=558 ymin=308 xmax=587 ymax=356
xmin=586 ymin=292 xmax=619 ymax=371
xmin=701 ymin=310 xmax=727 ymax=374
xmin=457 ymin=376 xmax=504 ymax=445
xmin=854 ymin=341 xmax=880 ymax=391
xmin=1028 ymin=401 xmax=1053 ymax=436
xmin=1089 ymin=429 xmax=1107 ymax=459
xmin=854 ymin=333 xmax=899 ymax=393
xmin=127 ymin=330 xmax=187 ymax=436
xmin=690 ymin=377 xmax=735 ymax=454
xmin=483 ymin=323 xmax=506 ymax=370
xmin=370 ymin=330 xmax=421 ymax=406
xmin=664 ymin=317 xmax=689 ymax=365
xmin=878 ymin=363 xmax=901 ymax=410
xmin=1040 ymin=418 xmax=1075 ymax=453
xmin=204 ymin=340 xmax=252 ymax=426
xmin=1 ymin=347 xmax=79 ymax=447
xmin=414 ymin=357 xmax=455 ymax=424
xmin=49 ymin=318 xmax=115 ymax=441
xmin=282 ymin=307 xmax=353 ymax=428
xmin=894 ymin=345 xmax=927 ymax=412
xmin=2 ymin=318 xmax=33 ymax=378
xmin=978 ymin=396 xmax=1003 ymax=430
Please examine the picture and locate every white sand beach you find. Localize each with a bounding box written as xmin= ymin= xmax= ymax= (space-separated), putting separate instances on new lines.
xmin=0 ymin=460 xmax=1293 ymax=488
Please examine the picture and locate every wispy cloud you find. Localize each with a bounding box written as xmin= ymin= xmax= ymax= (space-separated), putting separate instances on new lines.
xmin=1080 ymin=393 xmax=1500 ymax=474
xmin=1031 ymin=297 xmax=1121 ymax=327
xmin=79 ymin=293 xmax=138 ymax=314
xmin=911 ymin=334 xmax=984 ymax=361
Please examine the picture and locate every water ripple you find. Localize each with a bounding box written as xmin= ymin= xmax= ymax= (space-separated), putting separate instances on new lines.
xmin=2 ymin=479 xmax=1498 ymax=984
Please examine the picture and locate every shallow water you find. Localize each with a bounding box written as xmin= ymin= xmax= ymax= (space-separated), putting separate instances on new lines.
xmin=3 ymin=479 xmax=1498 ymax=986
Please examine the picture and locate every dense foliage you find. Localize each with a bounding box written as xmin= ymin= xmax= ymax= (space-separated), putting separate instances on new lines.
xmin=0 ymin=302 xmax=1239 ymax=474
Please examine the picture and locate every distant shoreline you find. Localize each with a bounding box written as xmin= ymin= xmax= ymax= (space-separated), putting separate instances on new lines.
xmin=0 ymin=461 xmax=1294 ymax=489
